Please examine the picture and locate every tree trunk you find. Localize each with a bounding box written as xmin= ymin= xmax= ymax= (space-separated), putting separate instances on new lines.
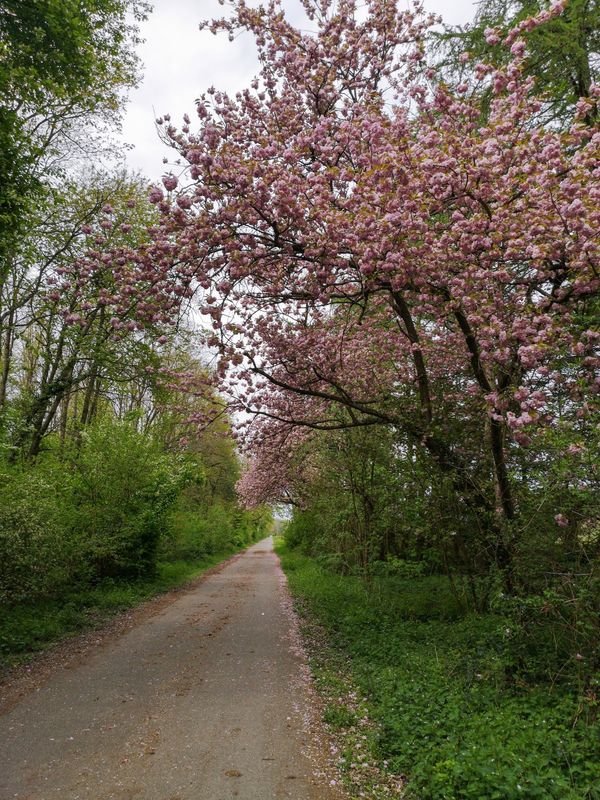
xmin=80 ymin=363 xmax=99 ymax=427
xmin=59 ymin=392 xmax=70 ymax=451
xmin=0 ymin=308 xmax=14 ymax=410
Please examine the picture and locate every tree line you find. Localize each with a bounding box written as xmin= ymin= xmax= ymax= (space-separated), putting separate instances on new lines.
xmin=1 ymin=0 xmax=598 ymax=693
xmin=0 ymin=1 xmax=268 ymax=611
xmin=118 ymin=0 xmax=598 ymax=691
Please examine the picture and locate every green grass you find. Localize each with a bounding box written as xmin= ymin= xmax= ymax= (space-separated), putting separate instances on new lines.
xmin=0 ymin=548 xmax=240 ymax=672
xmin=276 ymin=541 xmax=600 ymax=800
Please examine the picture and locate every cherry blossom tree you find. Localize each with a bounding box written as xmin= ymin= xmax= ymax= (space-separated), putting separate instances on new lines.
xmin=80 ymin=0 xmax=599 ymax=580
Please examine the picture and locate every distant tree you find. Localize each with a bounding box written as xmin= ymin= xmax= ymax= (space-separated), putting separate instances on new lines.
xmin=1 ymin=172 xmax=161 ymax=459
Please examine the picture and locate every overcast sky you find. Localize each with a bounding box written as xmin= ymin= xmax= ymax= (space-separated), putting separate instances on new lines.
xmin=121 ymin=0 xmax=477 ymax=181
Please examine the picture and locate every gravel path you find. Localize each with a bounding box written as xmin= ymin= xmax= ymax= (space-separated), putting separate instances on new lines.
xmin=0 ymin=538 xmax=342 ymax=800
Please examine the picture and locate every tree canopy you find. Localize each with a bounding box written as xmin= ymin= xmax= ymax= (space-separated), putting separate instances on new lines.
xmin=87 ymin=0 xmax=599 ymax=590
xmin=0 ymin=0 xmax=149 ymax=270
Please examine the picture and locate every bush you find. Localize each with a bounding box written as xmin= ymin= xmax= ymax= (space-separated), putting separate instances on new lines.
xmin=367 ymin=556 xmax=426 ymax=579
xmin=0 ymin=468 xmax=74 ymax=603
xmin=71 ymin=420 xmax=184 ymax=579
xmin=166 ymin=504 xmax=234 ymax=559
xmin=166 ymin=500 xmax=271 ymax=561
xmin=285 ymin=507 xmax=327 ymax=553
xmin=497 ymin=575 xmax=600 ymax=687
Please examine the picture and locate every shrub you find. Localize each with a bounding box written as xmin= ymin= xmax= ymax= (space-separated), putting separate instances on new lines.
xmin=71 ymin=420 xmax=184 ymax=579
xmin=166 ymin=501 xmax=271 ymax=561
xmin=0 ymin=468 xmax=74 ymax=603
xmin=367 ymin=556 xmax=425 ymax=579
xmin=497 ymin=575 xmax=600 ymax=687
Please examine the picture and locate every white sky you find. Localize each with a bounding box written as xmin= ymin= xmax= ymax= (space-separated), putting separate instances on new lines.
xmin=121 ymin=0 xmax=477 ymax=180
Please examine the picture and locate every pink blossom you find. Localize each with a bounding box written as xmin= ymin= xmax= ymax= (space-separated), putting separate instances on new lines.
xmin=148 ymin=186 xmax=164 ymax=204
xmin=177 ymin=194 xmax=193 ymax=209
xmin=162 ymin=174 xmax=178 ymax=191
xmin=484 ymin=27 xmax=501 ymax=45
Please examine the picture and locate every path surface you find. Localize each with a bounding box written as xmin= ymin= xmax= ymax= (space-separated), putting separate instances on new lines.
xmin=0 ymin=539 xmax=341 ymax=800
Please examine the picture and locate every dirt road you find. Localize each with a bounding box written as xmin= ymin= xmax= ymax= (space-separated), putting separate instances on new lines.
xmin=0 ymin=539 xmax=342 ymax=800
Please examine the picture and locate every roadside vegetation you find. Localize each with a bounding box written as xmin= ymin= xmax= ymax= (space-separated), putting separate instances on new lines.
xmin=0 ymin=1 xmax=270 ymax=672
xmin=0 ymin=396 xmax=270 ymax=670
xmin=0 ymin=417 xmax=269 ymax=670
xmin=278 ymin=539 xmax=600 ymax=800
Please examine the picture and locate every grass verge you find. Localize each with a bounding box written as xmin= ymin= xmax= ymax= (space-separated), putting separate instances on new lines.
xmin=276 ymin=540 xmax=600 ymax=800
xmin=0 ymin=547 xmax=241 ymax=673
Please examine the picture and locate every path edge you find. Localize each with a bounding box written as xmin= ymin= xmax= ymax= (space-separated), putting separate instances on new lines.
xmin=0 ymin=547 xmax=246 ymax=717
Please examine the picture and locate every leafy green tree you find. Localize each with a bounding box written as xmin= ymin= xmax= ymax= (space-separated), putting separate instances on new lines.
xmin=1 ymin=172 xmax=159 ymax=459
xmin=436 ymin=0 xmax=600 ymax=125
xmin=0 ymin=0 xmax=150 ymax=278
